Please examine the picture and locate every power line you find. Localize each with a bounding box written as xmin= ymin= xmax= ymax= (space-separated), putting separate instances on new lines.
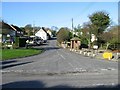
xmin=39 ymin=2 xmax=95 ymax=28
xmin=68 ymin=2 xmax=95 ymax=31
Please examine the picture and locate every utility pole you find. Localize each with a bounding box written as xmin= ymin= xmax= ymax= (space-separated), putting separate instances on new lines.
xmin=72 ymin=18 xmax=74 ymax=37
xmin=33 ymin=21 xmax=35 ymax=36
xmin=72 ymin=18 xmax=74 ymax=32
xmin=32 ymin=21 xmax=35 ymax=42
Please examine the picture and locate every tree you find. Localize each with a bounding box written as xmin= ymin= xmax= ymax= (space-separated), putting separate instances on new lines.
xmin=51 ymin=26 xmax=58 ymax=31
xmin=107 ymin=25 xmax=120 ymax=50
xmin=89 ymin=11 xmax=110 ymax=35
xmin=24 ymin=24 xmax=33 ymax=36
xmin=74 ymin=24 xmax=81 ymax=32
xmin=100 ymin=32 xmax=113 ymax=50
xmin=20 ymin=27 xmax=26 ymax=35
xmin=51 ymin=26 xmax=58 ymax=37
xmin=78 ymin=22 xmax=91 ymax=48
xmin=57 ymin=27 xmax=71 ymax=44
xmin=51 ymin=30 xmax=57 ymax=37
xmin=99 ymin=25 xmax=119 ymax=50
xmin=88 ymin=11 xmax=110 ymax=48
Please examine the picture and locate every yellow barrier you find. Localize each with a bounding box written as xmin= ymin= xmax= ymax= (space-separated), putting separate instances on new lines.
xmin=103 ymin=52 xmax=112 ymax=60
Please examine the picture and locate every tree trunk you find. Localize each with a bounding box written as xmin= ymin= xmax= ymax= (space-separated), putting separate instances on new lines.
xmin=106 ymin=42 xmax=110 ymax=51
xmin=100 ymin=44 xmax=103 ymax=49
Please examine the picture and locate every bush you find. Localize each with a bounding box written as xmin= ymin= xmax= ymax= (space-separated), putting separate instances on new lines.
xmin=15 ymin=37 xmax=19 ymax=48
xmin=19 ymin=37 xmax=27 ymax=47
xmin=80 ymin=44 xmax=88 ymax=49
xmin=81 ymin=38 xmax=88 ymax=45
xmin=57 ymin=27 xmax=71 ymax=44
xmin=108 ymin=43 xmax=120 ymax=50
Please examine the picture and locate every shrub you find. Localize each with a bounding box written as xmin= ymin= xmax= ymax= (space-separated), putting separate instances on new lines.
xmin=57 ymin=27 xmax=71 ymax=44
xmin=19 ymin=37 xmax=27 ymax=47
xmin=15 ymin=37 xmax=19 ymax=47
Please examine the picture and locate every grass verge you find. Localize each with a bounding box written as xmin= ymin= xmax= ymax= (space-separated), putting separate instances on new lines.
xmin=1 ymin=48 xmax=43 ymax=60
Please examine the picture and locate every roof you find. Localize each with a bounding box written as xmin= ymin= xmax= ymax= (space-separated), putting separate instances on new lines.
xmin=71 ymin=37 xmax=81 ymax=41
xmin=1 ymin=21 xmax=18 ymax=31
xmin=1 ymin=21 xmax=15 ymax=34
xmin=1 ymin=21 xmax=13 ymax=30
xmin=11 ymin=25 xmax=22 ymax=31
xmin=42 ymin=27 xmax=48 ymax=33
xmin=42 ymin=27 xmax=50 ymax=36
xmin=9 ymin=25 xmax=17 ymax=31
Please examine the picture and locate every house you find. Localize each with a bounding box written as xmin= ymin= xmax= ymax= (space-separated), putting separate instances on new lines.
xmin=0 ymin=21 xmax=23 ymax=43
xmin=1 ymin=21 xmax=16 ymax=43
xmin=72 ymin=31 xmax=79 ymax=36
xmin=35 ymin=27 xmax=48 ymax=42
xmin=11 ymin=25 xmax=23 ymax=37
xmin=45 ymin=28 xmax=52 ymax=39
xmin=91 ymin=34 xmax=97 ymax=42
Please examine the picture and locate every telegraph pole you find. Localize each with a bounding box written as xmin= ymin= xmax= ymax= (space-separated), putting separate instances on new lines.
xmin=33 ymin=21 xmax=35 ymax=36
xmin=71 ymin=18 xmax=75 ymax=37
xmin=72 ymin=18 xmax=74 ymax=32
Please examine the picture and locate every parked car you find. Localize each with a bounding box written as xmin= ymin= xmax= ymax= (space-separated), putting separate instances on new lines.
xmin=34 ymin=36 xmax=44 ymax=45
xmin=26 ymin=36 xmax=43 ymax=46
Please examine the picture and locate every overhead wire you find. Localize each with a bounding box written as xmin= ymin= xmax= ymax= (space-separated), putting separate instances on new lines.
xmin=52 ymin=2 xmax=95 ymax=28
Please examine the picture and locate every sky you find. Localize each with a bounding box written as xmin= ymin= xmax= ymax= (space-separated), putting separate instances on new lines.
xmin=1 ymin=0 xmax=119 ymax=2
xmin=1 ymin=1 xmax=118 ymax=29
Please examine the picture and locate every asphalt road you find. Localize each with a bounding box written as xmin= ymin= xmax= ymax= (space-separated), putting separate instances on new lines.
xmin=1 ymin=39 xmax=119 ymax=89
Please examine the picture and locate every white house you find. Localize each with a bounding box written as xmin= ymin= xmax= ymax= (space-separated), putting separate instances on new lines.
xmin=35 ymin=27 xmax=48 ymax=42
xmin=91 ymin=34 xmax=97 ymax=42
xmin=46 ymin=29 xmax=52 ymax=39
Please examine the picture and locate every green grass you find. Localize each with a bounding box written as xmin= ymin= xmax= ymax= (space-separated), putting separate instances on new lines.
xmin=1 ymin=48 xmax=43 ymax=60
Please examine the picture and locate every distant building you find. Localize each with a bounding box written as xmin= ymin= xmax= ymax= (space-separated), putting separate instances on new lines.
xmin=91 ymin=34 xmax=97 ymax=42
xmin=35 ymin=27 xmax=48 ymax=42
xmin=72 ymin=31 xmax=79 ymax=36
xmin=46 ymin=29 xmax=52 ymax=38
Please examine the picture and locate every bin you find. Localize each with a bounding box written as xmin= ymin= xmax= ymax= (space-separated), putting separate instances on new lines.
xmin=103 ymin=52 xmax=112 ymax=60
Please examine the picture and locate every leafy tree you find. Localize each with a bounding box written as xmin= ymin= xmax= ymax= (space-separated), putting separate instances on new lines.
xmin=100 ymin=32 xmax=113 ymax=50
xmin=74 ymin=24 xmax=81 ymax=32
xmin=51 ymin=26 xmax=58 ymax=31
xmin=78 ymin=22 xmax=91 ymax=48
xmin=20 ymin=27 xmax=27 ymax=35
xmin=89 ymin=11 xmax=110 ymax=35
xmin=99 ymin=25 xmax=119 ymax=50
xmin=107 ymin=25 xmax=120 ymax=50
xmin=51 ymin=30 xmax=57 ymax=37
xmin=57 ymin=27 xmax=71 ymax=44
xmin=24 ymin=24 xmax=33 ymax=36
xmin=88 ymin=11 xmax=110 ymax=48
xmin=25 ymin=24 xmax=32 ymax=28
xmin=51 ymin=26 xmax=58 ymax=37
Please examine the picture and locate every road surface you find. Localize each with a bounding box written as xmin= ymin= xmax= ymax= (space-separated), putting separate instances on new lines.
xmin=1 ymin=39 xmax=119 ymax=89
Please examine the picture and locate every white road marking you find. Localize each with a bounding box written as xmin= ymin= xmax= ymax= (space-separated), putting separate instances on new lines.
xmin=107 ymin=68 xmax=116 ymax=70
xmin=60 ymin=55 xmax=65 ymax=60
xmin=101 ymin=68 xmax=116 ymax=71
xmin=68 ymin=63 xmax=74 ymax=68
xmin=93 ymin=83 xmax=104 ymax=86
xmin=101 ymin=69 xmax=108 ymax=71
xmin=57 ymin=50 xmax=66 ymax=60
xmin=93 ymin=83 xmax=116 ymax=86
